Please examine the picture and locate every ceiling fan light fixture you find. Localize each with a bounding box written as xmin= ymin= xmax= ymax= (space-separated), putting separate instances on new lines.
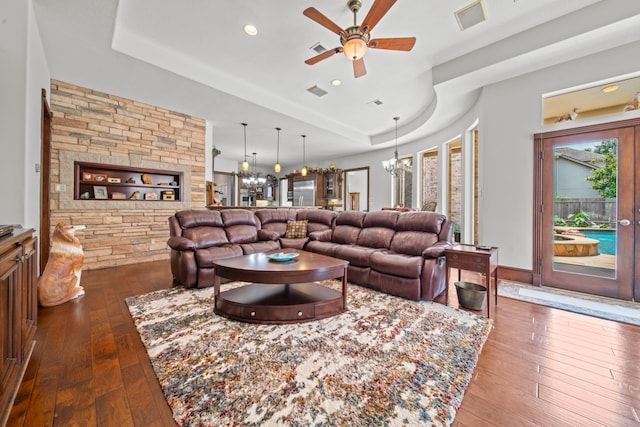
xmin=343 ymin=37 xmax=367 ymax=60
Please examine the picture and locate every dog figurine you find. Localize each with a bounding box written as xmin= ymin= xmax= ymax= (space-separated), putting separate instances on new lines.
xmin=38 ymin=222 xmax=86 ymax=307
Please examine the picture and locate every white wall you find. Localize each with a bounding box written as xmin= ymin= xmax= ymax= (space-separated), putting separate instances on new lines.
xmin=25 ymin=1 xmax=50 ymax=233
xmin=480 ymin=40 xmax=640 ymax=270
xmin=0 ymin=0 xmax=29 ymax=225
xmin=0 ymin=0 xmax=49 ymax=230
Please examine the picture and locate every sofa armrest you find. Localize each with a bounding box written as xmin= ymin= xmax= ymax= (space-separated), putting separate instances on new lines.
xmin=167 ymin=236 xmax=197 ymax=251
xmin=309 ymin=229 xmax=332 ymax=242
xmin=258 ymin=229 xmax=280 ymax=241
xmin=422 ymin=242 xmax=451 ymax=258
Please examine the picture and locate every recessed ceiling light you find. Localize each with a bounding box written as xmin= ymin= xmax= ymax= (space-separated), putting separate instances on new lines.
xmin=331 ymin=79 xmax=342 ymax=86
xmin=243 ymin=24 xmax=258 ymax=36
xmin=601 ymin=84 xmax=619 ymax=93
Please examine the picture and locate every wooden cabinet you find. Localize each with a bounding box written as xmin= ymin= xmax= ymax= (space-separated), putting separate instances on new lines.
xmin=323 ymin=170 xmax=342 ymax=199
xmin=74 ymin=162 xmax=183 ymax=201
xmin=0 ymin=229 xmax=37 ymax=424
xmin=287 ymin=172 xmax=325 ymax=207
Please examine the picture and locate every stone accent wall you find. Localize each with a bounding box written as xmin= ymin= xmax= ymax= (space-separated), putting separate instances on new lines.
xmin=49 ymin=80 xmax=206 ymax=270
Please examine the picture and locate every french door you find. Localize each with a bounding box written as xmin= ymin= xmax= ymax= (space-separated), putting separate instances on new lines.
xmin=534 ymin=120 xmax=639 ymax=301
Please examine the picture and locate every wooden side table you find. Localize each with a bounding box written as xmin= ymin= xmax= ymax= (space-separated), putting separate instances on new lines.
xmin=444 ymin=244 xmax=498 ymax=317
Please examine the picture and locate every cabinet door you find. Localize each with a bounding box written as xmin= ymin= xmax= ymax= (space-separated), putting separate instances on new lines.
xmin=324 ymin=173 xmax=335 ymax=198
xmin=21 ymin=237 xmax=37 ymax=360
xmin=0 ymin=246 xmax=21 ymax=399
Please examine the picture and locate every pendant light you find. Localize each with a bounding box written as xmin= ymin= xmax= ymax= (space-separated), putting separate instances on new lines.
xmin=274 ymin=127 xmax=281 ymax=173
xmin=241 ymin=123 xmax=249 ymax=171
xmin=301 ymin=135 xmax=308 ymax=177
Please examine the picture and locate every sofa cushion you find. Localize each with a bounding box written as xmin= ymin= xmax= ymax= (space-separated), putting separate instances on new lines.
xmin=357 ymin=227 xmax=395 ymax=249
xmin=370 ymin=251 xmax=423 ymax=279
xmin=279 ymin=237 xmax=309 ymax=249
xmin=195 ymin=244 xmax=243 ymax=268
xmin=296 ymin=210 xmax=336 ymax=233
xmin=176 ymin=209 xmax=223 ymax=228
xmin=331 ymin=211 xmax=365 ymax=244
xmin=390 ymin=231 xmax=438 ymax=256
xmin=305 ymin=240 xmax=340 ymax=257
xmin=183 ymin=227 xmax=229 ymax=249
xmin=225 ymin=225 xmax=259 ymax=244
xmin=240 ymin=240 xmax=280 ymax=255
xmin=388 ymin=212 xmax=445 ymax=256
xmin=334 ymin=245 xmax=377 ymax=267
xmin=222 ymin=209 xmax=259 ymax=244
xmin=363 ymin=210 xmax=399 ymax=229
xmin=396 ymin=212 xmax=445 ymax=234
xmin=284 ymin=220 xmax=308 ymax=239
xmin=255 ymin=209 xmax=297 ymax=237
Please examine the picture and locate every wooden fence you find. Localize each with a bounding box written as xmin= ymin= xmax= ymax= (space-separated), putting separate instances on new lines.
xmin=554 ymin=198 xmax=616 ymax=226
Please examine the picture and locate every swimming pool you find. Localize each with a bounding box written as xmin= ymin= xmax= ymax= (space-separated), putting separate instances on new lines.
xmin=580 ymin=229 xmax=616 ymax=255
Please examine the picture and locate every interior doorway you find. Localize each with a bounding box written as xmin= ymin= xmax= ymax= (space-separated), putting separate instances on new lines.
xmin=534 ymin=119 xmax=639 ymax=301
xmin=344 ymin=167 xmax=369 ymax=211
xmin=40 ymin=89 xmax=52 ymax=274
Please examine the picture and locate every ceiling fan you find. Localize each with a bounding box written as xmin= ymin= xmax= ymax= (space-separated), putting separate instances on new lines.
xmin=303 ymin=0 xmax=416 ymax=78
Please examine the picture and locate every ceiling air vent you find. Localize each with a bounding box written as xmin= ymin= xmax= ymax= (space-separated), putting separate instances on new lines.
xmin=368 ymin=99 xmax=383 ymax=106
xmin=310 ymin=42 xmax=327 ymax=54
xmin=307 ymin=85 xmax=328 ymax=97
xmin=455 ymin=0 xmax=487 ymax=31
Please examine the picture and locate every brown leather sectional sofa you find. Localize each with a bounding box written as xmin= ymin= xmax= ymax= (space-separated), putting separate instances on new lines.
xmin=167 ymin=208 xmax=453 ymax=301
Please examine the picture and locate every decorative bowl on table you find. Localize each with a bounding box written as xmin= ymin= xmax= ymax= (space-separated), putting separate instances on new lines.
xmin=268 ymin=252 xmax=299 ymax=262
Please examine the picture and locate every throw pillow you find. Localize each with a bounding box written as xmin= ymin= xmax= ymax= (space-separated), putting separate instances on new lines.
xmin=284 ymin=220 xmax=308 ymax=239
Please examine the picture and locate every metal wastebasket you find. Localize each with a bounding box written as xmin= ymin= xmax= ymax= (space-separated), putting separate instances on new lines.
xmin=455 ymin=281 xmax=487 ymax=310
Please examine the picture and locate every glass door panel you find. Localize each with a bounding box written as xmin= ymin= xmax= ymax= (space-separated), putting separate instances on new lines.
xmin=541 ymin=128 xmax=634 ymax=300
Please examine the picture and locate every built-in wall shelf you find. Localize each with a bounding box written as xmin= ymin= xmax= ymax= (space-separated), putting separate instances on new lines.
xmin=74 ymin=162 xmax=183 ymax=201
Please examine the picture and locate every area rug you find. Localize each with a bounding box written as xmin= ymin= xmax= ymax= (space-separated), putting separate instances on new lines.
xmin=498 ymin=281 xmax=640 ymax=326
xmin=125 ymin=282 xmax=492 ymax=426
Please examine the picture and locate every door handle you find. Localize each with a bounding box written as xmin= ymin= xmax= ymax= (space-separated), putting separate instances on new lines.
xmin=618 ymin=219 xmax=631 ymax=226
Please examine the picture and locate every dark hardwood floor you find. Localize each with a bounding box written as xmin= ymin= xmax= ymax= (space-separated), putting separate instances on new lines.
xmin=8 ymin=260 xmax=640 ymax=426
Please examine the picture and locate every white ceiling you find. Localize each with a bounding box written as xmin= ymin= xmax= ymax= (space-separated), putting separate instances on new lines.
xmin=32 ymin=0 xmax=640 ymax=169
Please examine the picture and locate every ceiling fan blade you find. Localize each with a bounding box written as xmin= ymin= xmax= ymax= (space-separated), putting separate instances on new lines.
xmin=369 ymin=37 xmax=416 ymax=51
xmin=305 ymin=48 xmax=341 ymax=65
xmin=361 ymin=0 xmax=397 ymax=34
xmin=303 ymin=7 xmax=345 ymax=36
xmin=353 ymin=58 xmax=367 ymax=78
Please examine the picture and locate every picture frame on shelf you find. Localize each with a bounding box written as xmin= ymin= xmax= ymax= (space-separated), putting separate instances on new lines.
xmin=107 ymin=177 xmax=121 ymax=183
xmin=93 ymin=186 xmax=108 ymax=199
xmin=93 ymin=174 xmax=108 ymax=182
xmin=82 ymin=172 xmax=93 ymax=181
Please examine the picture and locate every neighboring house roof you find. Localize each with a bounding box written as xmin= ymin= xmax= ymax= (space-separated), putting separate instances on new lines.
xmin=555 ymin=147 xmax=605 ymax=169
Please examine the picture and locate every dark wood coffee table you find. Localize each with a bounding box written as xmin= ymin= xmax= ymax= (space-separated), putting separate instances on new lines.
xmin=213 ymin=250 xmax=349 ymax=324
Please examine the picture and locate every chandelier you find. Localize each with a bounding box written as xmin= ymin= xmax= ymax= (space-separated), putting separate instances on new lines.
xmin=382 ymin=116 xmax=410 ymax=177
xmin=239 ymin=152 xmax=266 ymax=188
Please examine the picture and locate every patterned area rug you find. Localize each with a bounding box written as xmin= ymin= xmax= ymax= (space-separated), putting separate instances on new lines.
xmin=498 ymin=281 xmax=640 ymax=326
xmin=125 ymin=282 xmax=492 ymax=426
